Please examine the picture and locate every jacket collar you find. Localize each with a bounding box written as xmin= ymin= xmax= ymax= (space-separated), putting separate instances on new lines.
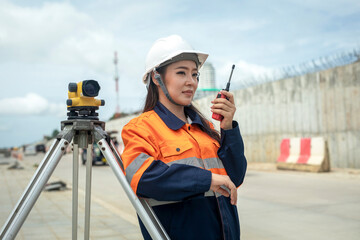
xmin=154 ymin=102 xmax=204 ymax=130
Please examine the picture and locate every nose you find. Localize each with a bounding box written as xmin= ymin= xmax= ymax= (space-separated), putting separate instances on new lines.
xmin=185 ymin=74 xmax=198 ymax=86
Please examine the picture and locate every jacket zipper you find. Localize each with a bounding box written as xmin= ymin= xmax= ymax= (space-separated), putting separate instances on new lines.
xmin=215 ymin=194 xmax=226 ymax=240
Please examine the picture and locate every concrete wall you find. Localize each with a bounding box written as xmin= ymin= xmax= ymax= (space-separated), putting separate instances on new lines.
xmin=107 ymin=62 xmax=360 ymax=169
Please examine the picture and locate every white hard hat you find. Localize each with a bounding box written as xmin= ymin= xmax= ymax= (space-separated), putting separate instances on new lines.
xmin=142 ymin=35 xmax=209 ymax=85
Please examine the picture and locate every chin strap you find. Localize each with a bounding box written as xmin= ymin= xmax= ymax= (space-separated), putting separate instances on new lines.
xmin=153 ymin=69 xmax=191 ymax=107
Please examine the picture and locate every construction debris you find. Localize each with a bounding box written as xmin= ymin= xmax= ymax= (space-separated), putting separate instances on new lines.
xmin=8 ymin=160 xmax=24 ymax=170
xmin=44 ymin=181 xmax=67 ymax=191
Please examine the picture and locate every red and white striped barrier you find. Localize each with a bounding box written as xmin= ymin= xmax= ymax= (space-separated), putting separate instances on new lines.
xmin=277 ymin=137 xmax=330 ymax=172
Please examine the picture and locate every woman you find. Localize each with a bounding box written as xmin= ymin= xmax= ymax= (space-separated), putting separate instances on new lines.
xmin=121 ymin=35 xmax=247 ymax=240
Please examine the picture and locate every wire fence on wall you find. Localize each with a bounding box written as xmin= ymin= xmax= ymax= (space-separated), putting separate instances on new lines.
xmin=234 ymin=47 xmax=360 ymax=89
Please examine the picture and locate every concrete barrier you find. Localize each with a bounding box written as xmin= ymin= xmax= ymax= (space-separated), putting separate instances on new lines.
xmin=277 ymin=137 xmax=330 ymax=172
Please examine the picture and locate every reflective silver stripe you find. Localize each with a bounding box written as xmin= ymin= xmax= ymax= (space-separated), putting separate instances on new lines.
xmin=125 ymin=154 xmax=224 ymax=185
xmin=166 ymin=157 xmax=224 ymax=170
xmin=146 ymin=190 xmax=219 ymax=207
xmin=146 ymin=199 xmax=179 ymax=207
xmin=204 ymin=190 xmax=215 ymax=197
xmin=205 ymin=190 xmax=221 ymax=198
xmin=167 ymin=157 xmax=204 ymax=168
xmin=125 ymin=153 xmax=150 ymax=183
xmin=203 ymin=157 xmax=225 ymax=169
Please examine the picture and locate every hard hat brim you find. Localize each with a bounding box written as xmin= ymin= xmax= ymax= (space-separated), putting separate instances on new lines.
xmin=142 ymin=50 xmax=208 ymax=84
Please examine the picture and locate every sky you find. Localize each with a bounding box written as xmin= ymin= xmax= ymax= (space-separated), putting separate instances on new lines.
xmin=0 ymin=0 xmax=359 ymax=148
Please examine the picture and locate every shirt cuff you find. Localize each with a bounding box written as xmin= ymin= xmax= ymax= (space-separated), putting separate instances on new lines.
xmin=220 ymin=121 xmax=241 ymax=145
xmin=194 ymin=168 xmax=212 ymax=192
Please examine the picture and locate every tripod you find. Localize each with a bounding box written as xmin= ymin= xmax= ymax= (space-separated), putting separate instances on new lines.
xmin=0 ymin=118 xmax=170 ymax=240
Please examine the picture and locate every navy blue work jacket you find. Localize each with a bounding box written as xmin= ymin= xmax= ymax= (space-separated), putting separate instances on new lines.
xmin=126 ymin=103 xmax=247 ymax=240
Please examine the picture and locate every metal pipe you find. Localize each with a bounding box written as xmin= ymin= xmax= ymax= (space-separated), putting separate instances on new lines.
xmin=72 ymin=144 xmax=79 ymax=240
xmin=84 ymin=144 xmax=92 ymax=240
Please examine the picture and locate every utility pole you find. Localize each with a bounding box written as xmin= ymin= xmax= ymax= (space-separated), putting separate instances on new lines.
xmin=114 ymin=51 xmax=120 ymax=118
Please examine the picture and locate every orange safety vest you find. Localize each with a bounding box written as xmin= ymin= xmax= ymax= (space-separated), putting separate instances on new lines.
xmin=121 ymin=108 xmax=227 ymax=202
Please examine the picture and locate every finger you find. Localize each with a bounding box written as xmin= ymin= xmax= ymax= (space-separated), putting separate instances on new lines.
xmin=215 ymin=187 xmax=230 ymax=197
xmin=230 ymin=185 xmax=237 ymax=205
xmin=211 ymin=108 xmax=232 ymax=120
xmin=212 ymin=98 xmax=235 ymax=111
xmin=212 ymin=97 xmax=233 ymax=105
xmin=210 ymin=108 xmax=227 ymax=119
xmin=212 ymin=96 xmax=232 ymax=105
xmin=223 ymin=180 xmax=237 ymax=205
xmin=211 ymin=99 xmax=235 ymax=112
xmin=211 ymin=103 xmax=232 ymax=113
xmin=220 ymin=91 xmax=235 ymax=104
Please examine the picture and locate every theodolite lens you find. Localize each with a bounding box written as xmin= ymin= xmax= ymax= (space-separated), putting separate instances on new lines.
xmin=82 ymin=80 xmax=100 ymax=97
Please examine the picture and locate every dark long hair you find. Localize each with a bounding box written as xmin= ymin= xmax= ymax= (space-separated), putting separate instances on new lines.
xmin=143 ymin=67 xmax=221 ymax=143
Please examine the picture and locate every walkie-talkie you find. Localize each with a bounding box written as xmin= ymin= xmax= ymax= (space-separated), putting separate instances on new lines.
xmin=212 ymin=64 xmax=235 ymax=121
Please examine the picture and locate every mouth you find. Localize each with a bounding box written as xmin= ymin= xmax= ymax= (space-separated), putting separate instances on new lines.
xmin=182 ymin=90 xmax=194 ymax=95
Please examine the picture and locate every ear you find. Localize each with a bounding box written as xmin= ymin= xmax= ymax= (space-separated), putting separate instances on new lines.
xmin=151 ymin=71 xmax=161 ymax=87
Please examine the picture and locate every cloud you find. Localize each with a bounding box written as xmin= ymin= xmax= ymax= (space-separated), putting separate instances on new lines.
xmin=0 ymin=1 xmax=116 ymax=73
xmin=288 ymin=0 xmax=360 ymax=16
xmin=0 ymin=124 xmax=10 ymax=132
xmin=0 ymin=93 xmax=66 ymax=117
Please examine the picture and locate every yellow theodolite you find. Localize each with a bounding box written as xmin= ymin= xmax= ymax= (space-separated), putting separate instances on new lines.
xmin=66 ymin=80 xmax=105 ymax=120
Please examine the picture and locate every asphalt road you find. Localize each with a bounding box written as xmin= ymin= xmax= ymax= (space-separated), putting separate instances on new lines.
xmin=238 ymin=165 xmax=360 ymax=240
xmin=7 ymin=153 xmax=360 ymax=239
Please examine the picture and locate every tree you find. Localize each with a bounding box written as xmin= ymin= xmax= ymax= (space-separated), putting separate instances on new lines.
xmin=51 ymin=129 xmax=60 ymax=138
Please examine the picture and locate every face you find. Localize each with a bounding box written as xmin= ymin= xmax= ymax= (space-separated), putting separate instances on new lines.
xmin=160 ymin=60 xmax=199 ymax=106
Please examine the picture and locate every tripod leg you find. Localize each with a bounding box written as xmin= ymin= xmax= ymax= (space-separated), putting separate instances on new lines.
xmin=84 ymin=144 xmax=93 ymax=240
xmin=109 ymin=140 xmax=123 ymax=170
xmin=0 ymin=138 xmax=70 ymax=240
xmin=96 ymin=138 xmax=170 ymax=240
xmin=72 ymin=144 xmax=79 ymax=240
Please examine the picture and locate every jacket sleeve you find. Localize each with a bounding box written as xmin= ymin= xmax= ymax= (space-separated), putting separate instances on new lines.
xmin=121 ymin=123 xmax=212 ymax=201
xmin=218 ymin=121 xmax=247 ymax=187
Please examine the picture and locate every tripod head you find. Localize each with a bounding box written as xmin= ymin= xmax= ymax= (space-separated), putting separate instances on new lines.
xmin=66 ymin=80 xmax=105 ymax=120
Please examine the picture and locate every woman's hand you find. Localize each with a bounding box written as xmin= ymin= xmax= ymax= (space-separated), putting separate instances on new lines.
xmin=211 ymin=91 xmax=236 ymax=130
xmin=210 ymin=173 xmax=237 ymax=205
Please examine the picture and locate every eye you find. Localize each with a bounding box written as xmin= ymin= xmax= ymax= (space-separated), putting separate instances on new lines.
xmin=177 ymin=71 xmax=186 ymax=75
xmin=192 ymin=72 xmax=199 ymax=78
